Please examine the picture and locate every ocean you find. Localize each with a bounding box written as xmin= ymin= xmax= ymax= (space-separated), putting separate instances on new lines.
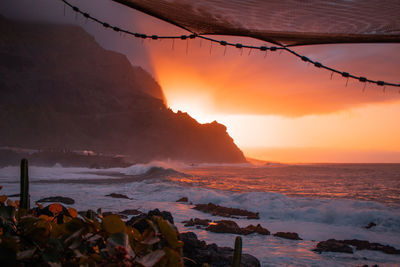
xmin=1 ymin=162 xmax=400 ymax=266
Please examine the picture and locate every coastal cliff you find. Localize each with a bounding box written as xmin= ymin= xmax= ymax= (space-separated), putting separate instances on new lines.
xmin=0 ymin=16 xmax=245 ymax=163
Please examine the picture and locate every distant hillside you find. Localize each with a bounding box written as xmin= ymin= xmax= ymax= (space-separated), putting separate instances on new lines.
xmin=0 ymin=16 xmax=245 ymax=163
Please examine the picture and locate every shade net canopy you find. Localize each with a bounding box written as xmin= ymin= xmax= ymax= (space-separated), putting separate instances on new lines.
xmin=112 ymin=0 xmax=400 ymax=46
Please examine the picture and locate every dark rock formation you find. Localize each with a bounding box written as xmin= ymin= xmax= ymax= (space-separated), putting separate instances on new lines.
xmin=0 ymin=16 xmax=246 ymax=164
xmin=147 ymin=209 xmax=174 ymax=224
xmin=193 ymin=203 xmax=259 ymax=219
xmin=314 ymin=239 xmax=400 ymax=255
xmin=119 ymin=209 xmax=142 ymax=215
xmin=205 ymin=220 xmax=270 ymax=236
xmin=207 ymin=220 xmax=243 ymax=234
xmin=342 ymin=239 xmax=400 ymax=255
xmin=176 ymin=197 xmax=189 ymax=202
xmin=127 ymin=208 xmax=175 ymax=230
xmin=182 ymin=218 xmax=211 ymax=227
xmin=313 ymin=239 xmax=354 ymax=254
xmin=273 ymin=232 xmax=302 ymax=240
xmin=242 ymin=224 xmax=270 ymax=235
xmin=37 ymin=196 xmax=75 ymax=205
xmin=180 ymin=232 xmax=261 ymax=267
xmin=365 ymin=222 xmax=377 ymax=229
xmin=105 ymin=193 xmax=132 ymax=199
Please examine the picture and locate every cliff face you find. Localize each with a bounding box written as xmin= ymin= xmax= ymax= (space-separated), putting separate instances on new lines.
xmin=0 ymin=17 xmax=245 ymax=163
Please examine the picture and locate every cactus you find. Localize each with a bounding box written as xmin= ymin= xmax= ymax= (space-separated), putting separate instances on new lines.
xmin=20 ymin=159 xmax=30 ymax=209
xmin=232 ymin=236 xmax=242 ymax=267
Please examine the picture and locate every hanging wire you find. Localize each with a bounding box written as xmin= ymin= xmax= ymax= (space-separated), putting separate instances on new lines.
xmin=60 ymin=0 xmax=400 ymax=89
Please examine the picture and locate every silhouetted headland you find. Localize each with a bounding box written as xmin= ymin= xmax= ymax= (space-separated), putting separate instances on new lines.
xmin=0 ymin=16 xmax=245 ymax=164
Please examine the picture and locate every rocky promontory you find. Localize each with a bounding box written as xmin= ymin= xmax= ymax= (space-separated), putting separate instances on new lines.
xmin=0 ymin=16 xmax=245 ymax=164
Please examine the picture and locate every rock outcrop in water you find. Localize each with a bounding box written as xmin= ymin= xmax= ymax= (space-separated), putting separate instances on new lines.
xmin=0 ymin=16 xmax=245 ymax=164
xmin=313 ymin=239 xmax=400 ymax=255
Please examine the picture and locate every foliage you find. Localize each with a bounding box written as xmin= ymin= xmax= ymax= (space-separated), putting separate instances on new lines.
xmin=0 ymin=186 xmax=184 ymax=267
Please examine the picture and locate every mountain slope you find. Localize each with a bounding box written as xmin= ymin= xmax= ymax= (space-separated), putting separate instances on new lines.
xmin=0 ymin=16 xmax=245 ymax=163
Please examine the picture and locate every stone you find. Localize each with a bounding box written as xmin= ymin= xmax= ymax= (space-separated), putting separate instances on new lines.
xmin=365 ymin=222 xmax=377 ymax=229
xmin=180 ymin=232 xmax=261 ymax=267
xmin=313 ymin=239 xmax=353 ymax=254
xmin=205 ymin=221 xmax=270 ymax=236
xmin=147 ymin=209 xmax=174 ymax=224
xmin=206 ymin=220 xmax=242 ymax=234
xmin=342 ymin=239 xmax=400 ymax=255
xmin=176 ymin=197 xmax=189 ymax=202
xmin=242 ymin=224 xmax=270 ymax=235
xmin=193 ymin=203 xmax=259 ymax=219
xmin=37 ymin=196 xmax=75 ymax=205
xmin=119 ymin=209 xmax=142 ymax=215
xmin=182 ymin=218 xmax=211 ymax=227
xmin=273 ymin=232 xmax=302 ymax=240
xmin=105 ymin=193 xmax=131 ymax=199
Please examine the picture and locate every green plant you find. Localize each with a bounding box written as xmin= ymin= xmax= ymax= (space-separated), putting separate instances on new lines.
xmin=20 ymin=159 xmax=29 ymax=210
xmin=0 ymin=186 xmax=184 ymax=266
xmin=232 ymin=236 xmax=242 ymax=267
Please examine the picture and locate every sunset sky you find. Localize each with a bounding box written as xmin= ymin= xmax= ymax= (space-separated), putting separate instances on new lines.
xmin=2 ymin=0 xmax=400 ymax=163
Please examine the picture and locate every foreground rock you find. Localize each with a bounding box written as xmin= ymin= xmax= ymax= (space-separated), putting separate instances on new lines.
xmin=176 ymin=197 xmax=189 ymax=202
xmin=206 ymin=220 xmax=270 ymax=235
xmin=313 ymin=239 xmax=354 ymax=254
xmin=105 ymin=193 xmax=132 ymax=199
xmin=180 ymin=232 xmax=261 ymax=267
xmin=273 ymin=232 xmax=302 ymax=240
xmin=119 ymin=209 xmax=142 ymax=215
xmin=127 ymin=208 xmax=174 ymax=226
xmin=365 ymin=222 xmax=377 ymax=229
xmin=37 ymin=196 xmax=75 ymax=205
xmin=342 ymin=239 xmax=400 ymax=254
xmin=193 ymin=203 xmax=259 ymax=219
xmin=313 ymin=239 xmax=400 ymax=254
xmin=183 ymin=218 xmax=211 ymax=227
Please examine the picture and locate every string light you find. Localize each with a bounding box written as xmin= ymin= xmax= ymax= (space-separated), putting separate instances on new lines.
xmin=60 ymin=0 xmax=400 ymax=89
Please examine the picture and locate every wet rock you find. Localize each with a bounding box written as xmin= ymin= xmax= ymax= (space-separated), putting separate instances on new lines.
xmin=119 ymin=209 xmax=142 ymax=215
xmin=37 ymin=196 xmax=75 ymax=205
xmin=206 ymin=220 xmax=242 ymax=234
xmin=176 ymin=197 xmax=188 ymax=202
xmin=126 ymin=209 xmax=175 ymax=233
xmin=205 ymin=220 xmax=270 ymax=236
xmin=342 ymin=239 xmax=400 ymax=255
xmin=242 ymin=224 xmax=270 ymax=235
xmin=147 ymin=209 xmax=174 ymax=224
xmin=193 ymin=203 xmax=259 ymax=219
xmin=105 ymin=193 xmax=132 ymax=199
xmin=273 ymin=232 xmax=302 ymax=240
xmin=313 ymin=239 xmax=353 ymax=254
xmin=365 ymin=222 xmax=377 ymax=229
xmin=182 ymin=218 xmax=211 ymax=227
xmin=180 ymin=232 xmax=261 ymax=267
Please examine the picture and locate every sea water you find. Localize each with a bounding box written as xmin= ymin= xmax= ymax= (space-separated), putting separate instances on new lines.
xmin=0 ymin=163 xmax=399 ymax=266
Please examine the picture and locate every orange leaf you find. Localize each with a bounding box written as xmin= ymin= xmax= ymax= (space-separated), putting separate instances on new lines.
xmin=68 ymin=207 xmax=78 ymax=218
xmin=0 ymin=195 xmax=7 ymax=204
xmin=49 ymin=203 xmax=63 ymax=216
xmin=6 ymin=199 xmax=16 ymax=207
xmin=0 ymin=186 xmax=3 ymax=190
xmin=35 ymin=202 xmax=44 ymax=209
xmin=39 ymin=215 xmax=53 ymax=222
